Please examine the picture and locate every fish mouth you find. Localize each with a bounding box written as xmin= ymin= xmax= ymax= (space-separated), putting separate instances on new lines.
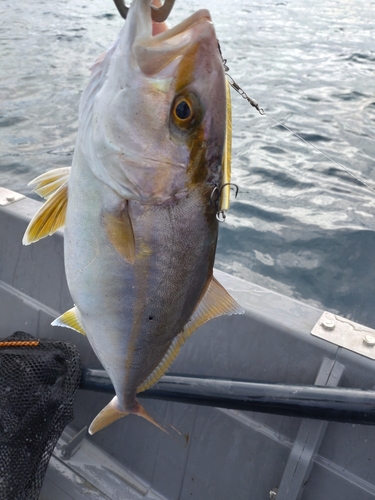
xmin=133 ymin=7 xmax=215 ymax=76
xmin=150 ymin=9 xmax=212 ymax=43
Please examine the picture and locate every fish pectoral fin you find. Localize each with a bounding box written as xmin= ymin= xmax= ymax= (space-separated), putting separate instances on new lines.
xmin=22 ymin=181 xmax=68 ymax=245
xmin=28 ymin=167 xmax=71 ymax=199
xmin=103 ymin=201 xmax=135 ymax=264
xmin=51 ymin=306 xmax=86 ymax=335
xmin=137 ymin=276 xmax=244 ymax=393
xmin=89 ymin=397 xmax=166 ymax=435
xmin=89 ymin=396 xmax=128 ymax=435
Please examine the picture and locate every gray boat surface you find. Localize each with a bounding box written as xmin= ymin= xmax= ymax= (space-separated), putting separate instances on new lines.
xmin=1 ymin=187 xmax=375 ymax=500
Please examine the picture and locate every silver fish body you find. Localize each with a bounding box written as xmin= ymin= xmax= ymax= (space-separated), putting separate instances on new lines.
xmin=23 ymin=0 xmax=243 ymax=433
xmin=65 ymin=146 xmax=219 ymax=405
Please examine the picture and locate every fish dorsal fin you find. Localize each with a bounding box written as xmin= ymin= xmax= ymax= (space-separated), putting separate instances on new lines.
xmin=103 ymin=202 xmax=135 ymax=264
xmin=137 ymin=277 xmax=244 ymax=393
xmin=22 ymin=173 xmax=69 ymax=245
xmin=51 ymin=306 xmax=86 ymax=335
xmin=28 ymin=167 xmax=71 ymax=199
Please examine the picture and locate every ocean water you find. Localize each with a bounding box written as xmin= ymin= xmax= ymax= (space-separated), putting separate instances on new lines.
xmin=1 ymin=0 xmax=375 ymax=325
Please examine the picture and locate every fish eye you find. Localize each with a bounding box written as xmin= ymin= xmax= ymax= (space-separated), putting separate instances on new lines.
xmin=171 ymin=94 xmax=200 ymax=130
xmin=175 ymin=100 xmax=191 ymax=120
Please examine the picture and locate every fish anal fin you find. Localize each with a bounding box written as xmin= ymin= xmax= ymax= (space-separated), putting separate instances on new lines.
xmin=51 ymin=306 xmax=86 ymax=335
xmin=22 ymin=182 xmax=68 ymax=245
xmin=89 ymin=396 xmax=166 ymax=435
xmin=104 ymin=202 xmax=135 ymax=264
xmin=193 ymin=276 xmax=244 ymax=324
xmin=138 ymin=276 xmax=244 ymax=393
xmin=28 ymin=167 xmax=71 ymax=199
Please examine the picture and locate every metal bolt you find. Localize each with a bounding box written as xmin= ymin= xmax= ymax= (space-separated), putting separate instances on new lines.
xmin=363 ymin=335 xmax=375 ymax=347
xmin=6 ymin=195 xmax=15 ymax=202
xmin=269 ymin=488 xmax=278 ymax=499
xmin=321 ymin=317 xmax=335 ymax=330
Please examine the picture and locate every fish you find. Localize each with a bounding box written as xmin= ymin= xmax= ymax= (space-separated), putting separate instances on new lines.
xmin=23 ymin=0 xmax=243 ymax=434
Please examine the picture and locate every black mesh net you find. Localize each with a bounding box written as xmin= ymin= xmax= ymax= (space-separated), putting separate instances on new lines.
xmin=0 ymin=331 xmax=81 ymax=500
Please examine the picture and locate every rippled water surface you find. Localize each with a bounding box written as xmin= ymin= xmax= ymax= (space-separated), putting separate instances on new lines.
xmin=1 ymin=0 xmax=375 ymax=325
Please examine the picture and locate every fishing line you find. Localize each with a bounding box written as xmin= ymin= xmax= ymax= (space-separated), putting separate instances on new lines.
xmin=218 ymin=44 xmax=375 ymax=196
xmin=261 ymin=114 xmax=375 ymax=194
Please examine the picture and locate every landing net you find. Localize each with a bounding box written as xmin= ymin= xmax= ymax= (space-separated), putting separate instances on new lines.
xmin=0 ymin=332 xmax=81 ymax=500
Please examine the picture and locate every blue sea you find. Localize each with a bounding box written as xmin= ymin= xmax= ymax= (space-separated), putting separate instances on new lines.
xmin=1 ymin=0 xmax=375 ymax=325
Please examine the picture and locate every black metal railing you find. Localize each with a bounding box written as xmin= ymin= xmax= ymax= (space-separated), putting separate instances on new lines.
xmin=81 ymin=369 xmax=375 ymax=425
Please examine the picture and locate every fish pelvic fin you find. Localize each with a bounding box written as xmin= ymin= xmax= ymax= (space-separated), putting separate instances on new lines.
xmin=138 ymin=276 xmax=244 ymax=393
xmin=51 ymin=306 xmax=86 ymax=335
xmin=89 ymin=396 xmax=166 ymax=435
xmin=22 ymin=168 xmax=70 ymax=245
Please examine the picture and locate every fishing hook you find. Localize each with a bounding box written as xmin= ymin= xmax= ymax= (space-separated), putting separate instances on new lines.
xmin=210 ymin=186 xmax=220 ymax=203
xmin=220 ymin=182 xmax=239 ymax=199
xmin=113 ymin=0 xmax=175 ymax=22
xmin=210 ymin=183 xmax=239 ymax=223
xmin=210 ymin=183 xmax=239 ymax=203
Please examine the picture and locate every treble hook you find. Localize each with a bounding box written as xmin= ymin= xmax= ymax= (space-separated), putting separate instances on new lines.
xmin=210 ymin=186 xmax=220 ymax=203
xmin=220 ymin=182 xmax=239 ymax=199
xmin=113 ymin=0 xmax=175 ymax=23
xmin=210 ymin=183 xmax=239 ymax=203
xmin=210 ymin=183 xmax=240 ymax=223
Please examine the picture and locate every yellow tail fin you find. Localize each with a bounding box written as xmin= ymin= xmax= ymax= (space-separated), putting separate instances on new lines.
xmin=89 ymin=396 xmax=127 ymax=435
xmin=88 ymin=396 xmax=166 ymax=435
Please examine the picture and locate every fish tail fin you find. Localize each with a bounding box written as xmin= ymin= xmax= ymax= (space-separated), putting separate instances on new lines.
xmin=89 ymin=396 xmax=129 ymax=435
xmin=133 ymin=400 xmax=167 ymax=434
xmin=89 ymin=396 xmax=167 ymax=435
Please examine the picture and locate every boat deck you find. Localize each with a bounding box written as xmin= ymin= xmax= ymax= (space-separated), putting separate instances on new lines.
xmin=1 ymin=190 xmax=375 ymax=500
